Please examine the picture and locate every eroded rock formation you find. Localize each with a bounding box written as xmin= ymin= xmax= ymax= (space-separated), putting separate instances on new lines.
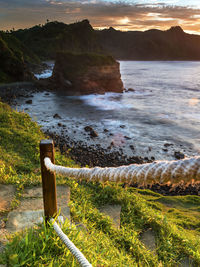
xmin=49 ymin=52 xmax=124 ymax=94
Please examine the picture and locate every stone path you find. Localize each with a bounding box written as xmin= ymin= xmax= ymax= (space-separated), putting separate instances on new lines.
xmin=0 ymin=185 xmax=16 ymax=255
xmin=6 ymin=185 xmax=70 ymax=231
xmin=140 ymin=228 xmax=157 ymax=256
xmin=0 ymin=184 xmax=193 ymax=266
xmin=0 ymin=184 xmax=70 ymax=256
xmin=99 ymin=204 xmax=121 ymax=229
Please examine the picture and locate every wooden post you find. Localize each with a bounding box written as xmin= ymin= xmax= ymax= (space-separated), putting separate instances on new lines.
xmin=40 ymin=140 xmax=57 ymax=221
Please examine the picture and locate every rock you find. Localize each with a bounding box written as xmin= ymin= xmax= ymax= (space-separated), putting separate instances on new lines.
xmin=90 ymin=130 xmax=98 ymax=138
xmin=99 ymin=205 xmax=121 ymax=229
xmin=53 ymin=113 xmax=62 ymax=119
xmin=129 ymin=145 xmax=134 ymax=150
xmin=174 ymin=151 xmax=185 ymax=160
xmin=120 ymin=125 xmax=125 ymax=128
xmin=84 ymin=126 xmax=98 ymax=137
xmin=6 ymin=210 xmax=44 ymax=231
xmin=126 ymin=88 xmax=135 ymax=92
xmin=84 ymin=126 xmax=93 ymax=132
xmin=140 ymin=229 xmax=156 ymax=255
xmin=0 ymin=185 xmax=16 ymax=212
xmin=6 ymin=185 xmax=70 ymax=231
xmin=25 ymin=99 xmax=32 ymax=104
xmin=164 ymin=143 xmax=173 ymax=147
xmin=50 ymin=51 xmax=124 ymax=94
xmin=104 ymin=129 xmax=109 ymax=132
xmin=178 ymin=257 xmax=195 ymax=267
xmin=162 ymin=148 xmax=168 ymax=152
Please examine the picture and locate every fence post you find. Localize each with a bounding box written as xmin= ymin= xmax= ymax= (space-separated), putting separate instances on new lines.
xmin=40 ymin=139 xmax=57 ymax=221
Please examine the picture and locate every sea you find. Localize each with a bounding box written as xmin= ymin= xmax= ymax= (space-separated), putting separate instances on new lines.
xmin=15 ymin=61 xmax=200 ymax=160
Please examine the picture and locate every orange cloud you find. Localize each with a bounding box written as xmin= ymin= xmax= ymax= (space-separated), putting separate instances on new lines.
xmin=0 ymin=1 xmax=200 ymax=34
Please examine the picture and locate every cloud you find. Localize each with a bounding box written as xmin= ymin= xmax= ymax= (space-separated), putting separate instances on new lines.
xmin=0 ymin=0 xmax=200 ymax=34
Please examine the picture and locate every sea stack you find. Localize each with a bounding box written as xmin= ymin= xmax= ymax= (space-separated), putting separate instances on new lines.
xmin=50 ymin=51 xmax=124 ymax=94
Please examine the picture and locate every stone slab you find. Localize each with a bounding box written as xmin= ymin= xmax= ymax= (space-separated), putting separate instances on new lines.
xmin=23 ymin=187 xmax=43 ymax=198
xmin=16 ymin=198 xmax=43 ymax=211
xmin=6 ymin=210 xmax=44 ymax=231
xmin=6 ymin=185 xmax=70 ymax=231
xmin=22 ymin=185 xmax=70 ymax=203
xmin=140 ymin=229 xmax=157 ymax=255
xmin=99 ymin=204 xmax=121 ymax=229
xmin=0 ymin=185 xmax=16 ymax=213
xmin=179 ymin=257 xmax=195 ymax=267
xmin=19 ymin=185 xmax=70 ymax=211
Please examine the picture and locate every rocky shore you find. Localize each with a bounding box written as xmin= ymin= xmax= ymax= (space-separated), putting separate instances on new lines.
xmin=0 ymin=82 xmax=39 ymax=104
xmin=45 ymin=130 xmax=200 ymax=196
xmin=46 ymin=129 xmax=151 ymax=167
xmin=1 ymin=83 xmax=199 ymax=196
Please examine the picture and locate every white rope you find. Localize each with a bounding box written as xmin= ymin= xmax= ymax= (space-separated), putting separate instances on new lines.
xmin=50 ymin=219 xmax=92 ymax=267
xmin=44 ymin=156 xmax=200 ymax=184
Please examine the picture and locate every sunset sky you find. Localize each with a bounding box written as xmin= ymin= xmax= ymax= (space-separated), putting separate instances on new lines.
xmin=1 ymin=0 xmax=200 ymax=34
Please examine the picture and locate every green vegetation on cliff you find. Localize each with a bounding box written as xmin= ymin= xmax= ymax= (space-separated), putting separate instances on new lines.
xmin=54 ymin=51 xmax=116 ymax=80
xmin=13 ymin=20 xmax=102 ymax=60
xmin=0 ymin=101 xmax=200 ymax=266
xmin=0 ymin=35 xmax=24 ymax=83
xmin=0 ymin=32 xmax=39 ymax=83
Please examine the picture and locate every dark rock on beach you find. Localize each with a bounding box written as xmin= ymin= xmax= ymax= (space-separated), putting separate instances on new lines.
xmin=0 ymin=82 xmax=38 ymax=104
xmin=84 ymin=126 xmax=98 ymax=138
xmin=45 ymin=130 xmax=200 ymax=196
xmin=174 ymin=151 xmax=185 ymax=160
xmin=45 ymin=130 xmax=147 ymax=168
xmin=53 ymin=113 xmax=62 ymax=119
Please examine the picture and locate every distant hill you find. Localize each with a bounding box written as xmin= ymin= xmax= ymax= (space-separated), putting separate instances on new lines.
xmin=12 ymin=20 xmax=102 ymax=60
xmin=11 ymin=21 xmax=200 ymax=61
xmin=97 ymin=26 xmax=200 ymax=60
xmin=1 ymin=20 xmax=200 ymax=83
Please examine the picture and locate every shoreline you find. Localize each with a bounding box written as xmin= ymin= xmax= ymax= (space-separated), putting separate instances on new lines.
xmin=1 ymin=82 xmax=200 ymax=196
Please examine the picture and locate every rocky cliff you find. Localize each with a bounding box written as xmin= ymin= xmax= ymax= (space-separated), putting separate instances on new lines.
xmin=49 ymin=52 xmax=124 ymax=94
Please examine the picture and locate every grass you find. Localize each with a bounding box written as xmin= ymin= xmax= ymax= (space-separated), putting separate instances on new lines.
xmin=0 ymin=100 xmax=200 ymax=266
xmin=56 ymin=51 xmax=116 ymax=82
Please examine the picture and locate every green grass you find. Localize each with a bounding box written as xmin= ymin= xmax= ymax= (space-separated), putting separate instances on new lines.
xmin=56 ymin=51 xmax=116 ymax=82
xmin=0 ymin=100 xmax=200 ymax=266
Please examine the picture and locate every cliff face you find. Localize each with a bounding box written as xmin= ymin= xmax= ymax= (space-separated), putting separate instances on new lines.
xmin=50 ymin=52 xmax=124 ymax=94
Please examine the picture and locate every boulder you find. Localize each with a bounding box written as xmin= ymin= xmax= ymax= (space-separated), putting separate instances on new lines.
xmin=49 ymin=52 xmax=124 ymax=94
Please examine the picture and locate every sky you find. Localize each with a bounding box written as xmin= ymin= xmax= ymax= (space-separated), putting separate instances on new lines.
xmin=1 ymin=0 xmax=200 ymax=34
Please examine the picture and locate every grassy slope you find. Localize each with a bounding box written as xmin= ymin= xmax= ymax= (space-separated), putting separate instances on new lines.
xmin=0 ymin=100 xmax=200 ymax=266
xmin=0 ymin=32 xmax=39 ymax=84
